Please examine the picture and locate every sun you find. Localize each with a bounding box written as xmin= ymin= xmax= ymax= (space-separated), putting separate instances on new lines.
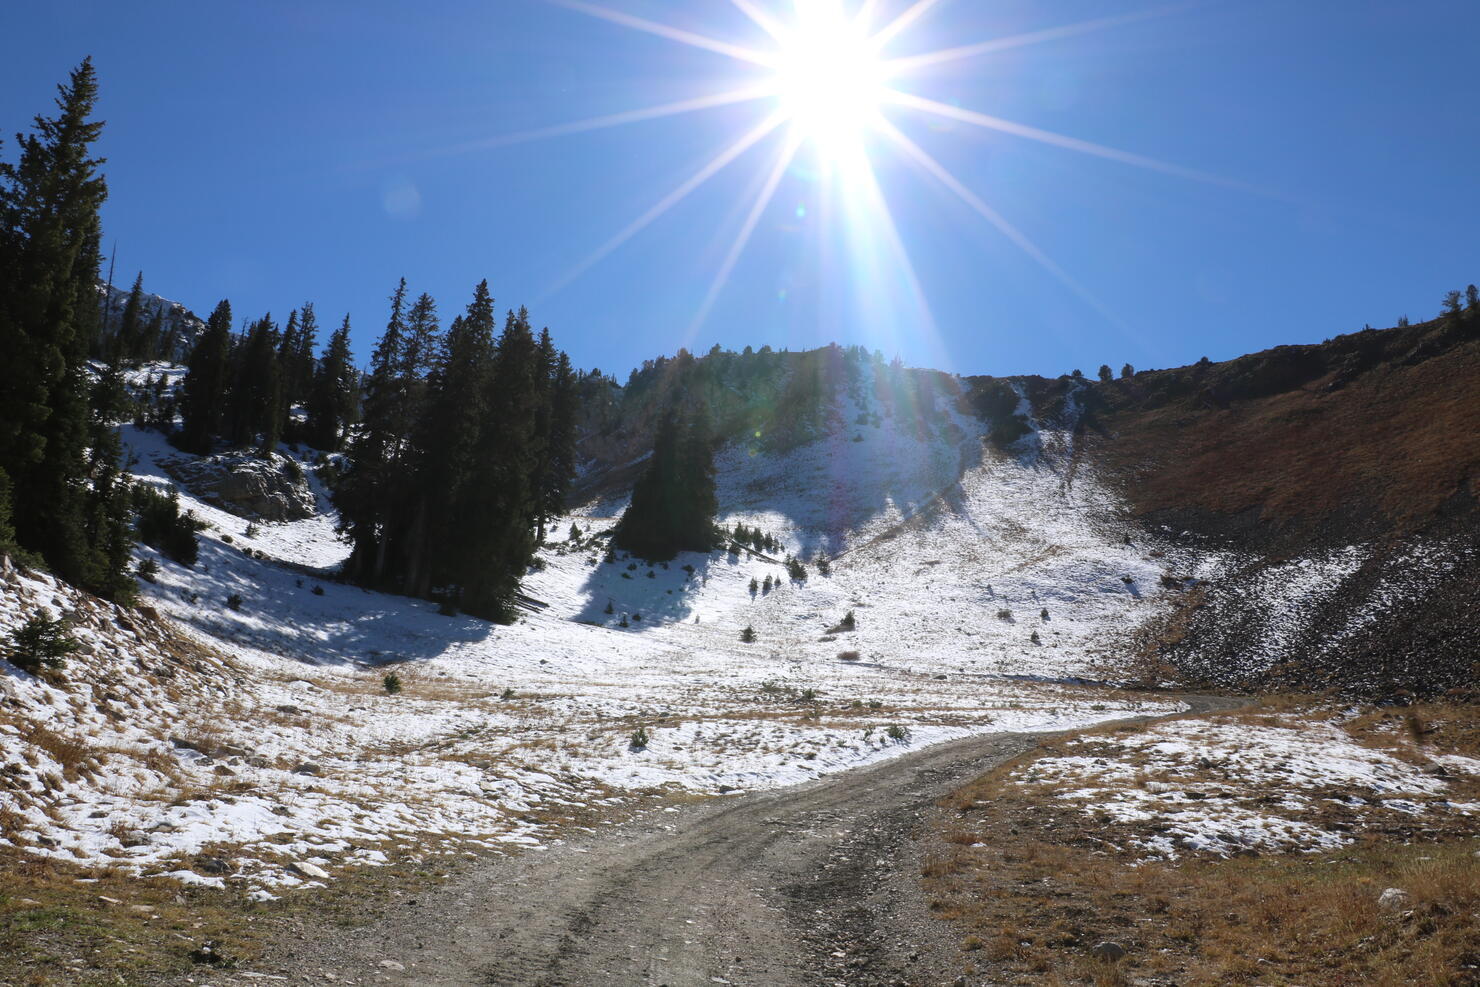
xmin=533 ymin=0 xmax=1220 ymax=336
xmin=771 ymin=3 xmax=887 ymax=155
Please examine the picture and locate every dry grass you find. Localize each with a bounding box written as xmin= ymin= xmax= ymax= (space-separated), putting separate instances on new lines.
xmin=1092 ymin=329 xmax=1480 ymax=529
xmin=922 ymin=702 xmax=1480 ymax=985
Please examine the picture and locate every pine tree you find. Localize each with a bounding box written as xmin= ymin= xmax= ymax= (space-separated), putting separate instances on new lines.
xmin=0 ymin=59 xmax=128 ymax=595
xmin=1097 ymin=364 xmax=1113 ymax=383
xmin=338 ymin=280 xmax=411 ymax=585
xmin=614 ymin=404 xmax=717 ymax=559
xmin=1121 ymin=363 xmax=1135 ymax=379
xmin=538 ymin=350 xmax=579 ymax=538
xmin=116 ymin=271 xmax=144 ymax=361
xmin=225 ymin=314 xmax=283 ymax=452
xmin=177 ymin=299 xmax=233 ymax=453
xmin=305 ymin=314 xmax=355 ymax=451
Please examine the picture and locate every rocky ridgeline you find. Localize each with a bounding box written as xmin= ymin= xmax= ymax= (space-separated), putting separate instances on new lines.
xmin=96 ymin=282 xmax=206 ymax=362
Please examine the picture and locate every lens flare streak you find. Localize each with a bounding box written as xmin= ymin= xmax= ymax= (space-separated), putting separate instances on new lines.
xmin=532 ymin=0 xmax=1218 ymax=338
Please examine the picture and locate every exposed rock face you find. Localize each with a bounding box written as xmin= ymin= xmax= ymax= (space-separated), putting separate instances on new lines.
xmin=96 ymin=282 xmax=206 ymax=362
xmin=164 ymin=453 xmax=316 ymax=522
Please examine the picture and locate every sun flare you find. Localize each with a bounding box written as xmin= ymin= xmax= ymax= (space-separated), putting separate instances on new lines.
xmin=538 ymin=0 xmax=1214 ymax=338
xmin=772 ymin=3 xmax=887 ymax=154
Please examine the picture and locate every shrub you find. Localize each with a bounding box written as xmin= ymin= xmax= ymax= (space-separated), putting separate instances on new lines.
xmin=5 ymin=610 xmax=77 ymax=673
xmin=740 ymin=625 xmax=757 ymax=643
xmin=838 ymin=650 xmax=861 ymax=662
xmin=816 ymin=557 xmax=831 ymax=576
xmin=500 ymin=687 xmax=515 ymax=700
xmin=136 ymin=558 xmax=160 ymax=583
xmin=382 ymin=673 xmax=402 ymax=695
xmin=619 ymin=616 xmax=630 ymax=628
xmin=226 ymin=593 xmax=244 ymax=611
xmin=244 ymin=522 xmax=260 ymax=539
xmin=527 ymin=556 xmax=547 ymax=572
xmin=604 ymin=600 xmax=615 ymax=615
xmin=283 ymin=458 xmax=304 ymax=482
xmin=131 ymin=483 xmax=203 ymax=566
xmin=312 ymin=584 xmax=325 ymax=596
xmin=996 ymin=609 xmax=1012 ymax=620
xmin=800 ymin=688 xmax=818 ymax=702
xmin=1040 ymin=608 xmax=1049 ymax=621
xmin=1030 ymin=631 xmax=1041 ymax=644
xmin=886 ymin=724 xmax=911 ymax=743
xmin=631 ymin=612 xmax=642 ymax=622
xmin=629 ymin=725 xmax=649 ymax=750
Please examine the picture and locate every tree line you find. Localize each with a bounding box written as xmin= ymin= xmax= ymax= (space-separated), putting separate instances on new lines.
xmin=175 ymin=298 xmax=357 ymax=455
xmin=332 ymin=279 xmax=580 ymax=622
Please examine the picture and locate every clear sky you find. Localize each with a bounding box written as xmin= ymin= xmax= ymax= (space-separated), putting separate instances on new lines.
xmin=5 ymin=1 xmax=1478 ymax=378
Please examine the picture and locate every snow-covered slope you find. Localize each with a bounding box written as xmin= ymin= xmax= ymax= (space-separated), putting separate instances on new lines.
xmin=1 ymin=378 xmax=1205 ymax=891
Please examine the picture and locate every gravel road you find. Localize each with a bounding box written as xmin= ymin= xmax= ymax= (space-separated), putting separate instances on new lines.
xmin=206 ymin=694 xmax=1237 ymax=987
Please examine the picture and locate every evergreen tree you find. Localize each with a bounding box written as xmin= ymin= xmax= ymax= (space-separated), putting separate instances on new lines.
xmin=225 ymin=314 xmax=283 ymax=452
xmin=116 ymin=271 xmax=144 ymax=361
xmin=412 ymin=283 xmax=496 ymax=602
xmin=177 ymin=299 xmax=233 ymax=453
xmin=538 ymin=350 xmax=579 ymax=538
xmin=614 ymin=404 xmax=717 ymax=560
xmin=305 ymin=314 xmax=356 ymax=451
xmin=1121 ymin=363 xmax=1135 ymax=379
xmin=338 ymin=280 xmax=411 ymax=585
xmin=0 ymin=59 xmax=129 ymax=596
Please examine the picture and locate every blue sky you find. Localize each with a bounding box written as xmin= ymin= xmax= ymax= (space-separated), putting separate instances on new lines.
xmin=5 ymin=0 xmax=1478 ymax=377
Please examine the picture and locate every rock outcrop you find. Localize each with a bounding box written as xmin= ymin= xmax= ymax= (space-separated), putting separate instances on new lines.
xmin=164 ymin=453 xmax=316 ymax=522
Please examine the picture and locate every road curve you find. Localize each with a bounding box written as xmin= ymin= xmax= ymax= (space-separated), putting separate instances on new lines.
xmin=237 ymin=694 xmax=1240 ymax=987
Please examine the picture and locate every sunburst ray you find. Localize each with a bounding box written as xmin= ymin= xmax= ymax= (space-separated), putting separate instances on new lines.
xmin=885 ymin=4 xmax=1195 ymax=75
xmin=543 ymin=110 xmax=788 ymax=298
xmin=546 ymin=0 xmax=777 ymax=67
xmin=877 ymin=118 xmax=1136 ymax=335
xmin=689 ymin=130 xmax=804 ymax=334
xmin=884 ymin=90 xmax=1234 ymax=187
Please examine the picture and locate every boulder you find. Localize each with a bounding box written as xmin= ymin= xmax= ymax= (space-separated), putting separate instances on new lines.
xmin=289 ymin=860 xmax=331 ymax=880
xmin=1377 ymin=887 xmax=1410 ymax=911
xmin=164 ymin=452 xmax=316 ymax=522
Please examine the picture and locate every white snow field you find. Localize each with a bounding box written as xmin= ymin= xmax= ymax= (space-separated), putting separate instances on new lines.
xmin=0 ymin=381 xmax=1200 ymax=891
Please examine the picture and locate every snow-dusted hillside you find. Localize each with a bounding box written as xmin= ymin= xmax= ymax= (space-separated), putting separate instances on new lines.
xmin=1 ymin=374 xmax=1211 ymax=892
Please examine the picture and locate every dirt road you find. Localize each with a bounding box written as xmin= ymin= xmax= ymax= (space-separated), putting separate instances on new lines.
xmin=230 ymin=695 xmax=1236 ymax=987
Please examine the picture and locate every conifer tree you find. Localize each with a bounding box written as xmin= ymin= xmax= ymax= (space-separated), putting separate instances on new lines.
xmin=0 ymin=58 xmax=129 ymax=595
xmin=305 ymin=314 xmax=356 ymax=451
xmin=116 ymin=271 xmax=144 ymax=361
xmin=338 ymin=280 xmax=411 ymax=585
xmin=225 ymin=314 xmax=283 ymax=452
xmin=177 ymin=299 xmax=233 ymax=453
xmin=614 ymin=404 xmax=717 ymax=559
